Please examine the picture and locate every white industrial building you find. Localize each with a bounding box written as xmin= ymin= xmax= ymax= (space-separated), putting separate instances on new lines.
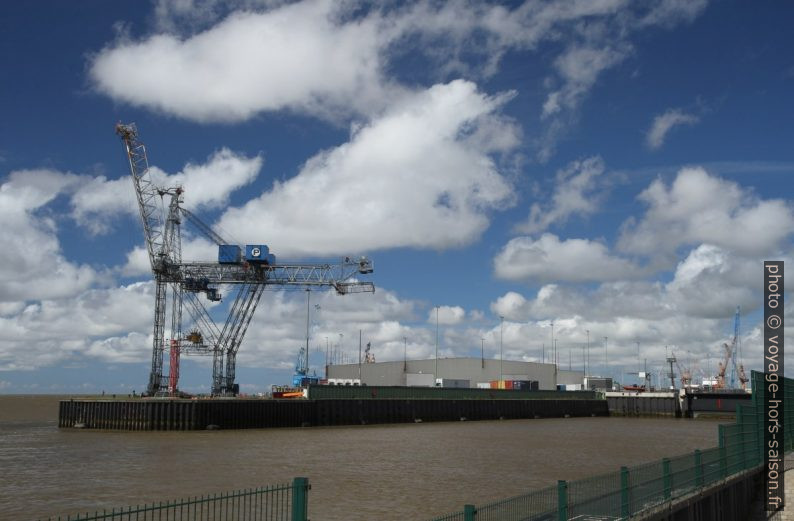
xmin=326 ymin=357 xmax=584 ymax=390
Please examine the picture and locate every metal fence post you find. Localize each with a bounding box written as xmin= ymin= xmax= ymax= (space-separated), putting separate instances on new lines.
xmin=718 ymin=424 xmax=728 ymax=479
xmin=464 ymin=504 xmax=476 ymax=521
xmin=737 ymin=404 xmax=748 ymax=470
xmin=291 ymin=477 xmax=309 ymax=521
xmin=557 ymin=480 xmax=568 ymax=521
xmin=662 ymin=458 xmax=671 ymax=500
xmin=694 ymin=449 xmax=703 ymax=487
xmin=620 ymin=466 xmax=630 ymax=518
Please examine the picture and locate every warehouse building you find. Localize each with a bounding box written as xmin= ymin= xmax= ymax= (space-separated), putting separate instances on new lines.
xmin=326 ymin=357 xmax=584 ymax=391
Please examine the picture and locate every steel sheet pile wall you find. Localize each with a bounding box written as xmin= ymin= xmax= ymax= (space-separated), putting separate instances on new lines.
xmin=59 ymin=395 xmax=607 ymax=431
xmin=607 ymin=394 xmax=681 ymax=417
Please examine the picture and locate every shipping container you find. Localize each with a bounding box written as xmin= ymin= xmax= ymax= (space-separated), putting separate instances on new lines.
xmin=218 ymin=245 xmax=242 ymax=264
xmin=245 ymin=244 xmax=270 ymax=263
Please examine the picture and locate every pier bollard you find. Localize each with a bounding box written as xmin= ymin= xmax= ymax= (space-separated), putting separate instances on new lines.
xmin=620 ymin=466 xmax=629 ymax=518
xmin=557 ymin=480 xmax=567 ymax=521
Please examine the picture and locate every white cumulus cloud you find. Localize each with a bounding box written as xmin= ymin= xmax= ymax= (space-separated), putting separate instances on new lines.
xmin=90 ymin=0 xmax=398 ymax=122
xmin=71 ymin=148 xmax=262 ymax=234
xmin=618 ymin=167 xmax=794 ymax=261
xmin=0 ymin=169 xmax=99 ymax=302
xmin=494 ymin=233 xmax=641 ymax=284
xmin=517 ymin=156 xmax=606 ymax=234
xmin=217 ymin=80 xmax=518 ymax=256
xmin=427 ymin=305 xmax=466 ymax=326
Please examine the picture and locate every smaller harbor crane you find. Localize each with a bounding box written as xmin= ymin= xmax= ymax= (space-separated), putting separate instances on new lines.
xmin=715 ymin=306 xmax=747 ymax=390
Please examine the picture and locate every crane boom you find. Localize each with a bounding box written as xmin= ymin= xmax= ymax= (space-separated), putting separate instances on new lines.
xmin=115 ymin=123 xmax=168 ymax=272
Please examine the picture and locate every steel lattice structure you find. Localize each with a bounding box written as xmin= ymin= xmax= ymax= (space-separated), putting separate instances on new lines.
xmin=116 ymin=123 xmax=374 ymax=396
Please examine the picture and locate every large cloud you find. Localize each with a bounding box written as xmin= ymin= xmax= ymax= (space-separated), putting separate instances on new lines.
xmin=91 ymin=0 xmax=397 ymax=122
xmin=91 ymin=0 xmax=708 ymax=165
xmin=618 ymin=167 xmax=794 ymax=261
xmin=71 ymin=148 xmax=262 ymax=235
xmin=0 ymin=170 xmax=99 ymax=302
xmin=217 ymin=80 xmax=518 ymax=256
xmin=0 ymin=282 xmax=153 ymax=370
xmin=494 ymin=233 xmax=641 ymax=284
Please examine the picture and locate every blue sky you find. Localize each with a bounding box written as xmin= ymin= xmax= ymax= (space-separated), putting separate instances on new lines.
xmin=1 ymin=0 xmax=793 ymax=394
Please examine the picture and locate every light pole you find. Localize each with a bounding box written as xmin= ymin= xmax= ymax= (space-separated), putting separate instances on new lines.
xmin=586 ymin=329 xmax=590 ymax=376
xmin=604 ymin=336 xmax=608 ymax=381
xmin=481 ymin=337 xmax=485 ymax=369
xmin=499 ymin=315 xmax=504 ymax=383
xmin=403 ymin=336 xmax=407 ymax=372
xmin=305 ymin=289 xmax=311 ymax=376
xmin=435 ymin=306 xmax=439 ymax=385
xmin=550 ymin=320 xmax=554 ymax=367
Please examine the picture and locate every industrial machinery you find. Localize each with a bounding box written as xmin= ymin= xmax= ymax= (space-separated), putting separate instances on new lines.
xmin=673 ymin=353 xmax=693 ymax=389
xmin=363 ymin=342 xmax=375 ymax=363
xmin=715 ymin=306 xmax=748 ymax=390
xmin=116 ymin=123 xmax=374 ymax=396
xmin=291 ymin=346 xmax=318 ymax=387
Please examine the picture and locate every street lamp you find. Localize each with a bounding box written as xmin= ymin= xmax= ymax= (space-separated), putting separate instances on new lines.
xmin=304 ymin=289 xmax=311 ymax=377
xmin=481 ymin=337 xmax=485 ymax=369
xmin=435 ymin=306 xmax=439 ymax=385
xmin=499 ymin=315 xmax=504 ymax=383
xmin=604 ymin=336 xmax=608 ymax=380
xmin=586 ymin=329 xmax=590 ymax=376
xmin=403 ymin=336 xmax=407 ymax=372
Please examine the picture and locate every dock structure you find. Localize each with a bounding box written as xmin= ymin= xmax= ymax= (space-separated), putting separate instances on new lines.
xmin=59 ymin=393 xmax=608 ymax=431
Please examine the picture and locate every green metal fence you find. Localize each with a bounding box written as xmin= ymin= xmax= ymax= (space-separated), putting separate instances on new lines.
xmin=428 ymin=370 xmax=793 ymax=521
xmin=40 ymin=478 xmax=309 ymax=521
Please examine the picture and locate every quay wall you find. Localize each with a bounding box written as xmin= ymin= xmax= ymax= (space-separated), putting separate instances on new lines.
xmin=606 ymin=392 xmax=682 ymax=417
xmin=59 ymin=397 xmax=608 ymax=431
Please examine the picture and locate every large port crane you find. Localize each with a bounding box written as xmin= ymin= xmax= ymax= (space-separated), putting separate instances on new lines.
xmin=116 ymin=123 xmax=374 ymax=396
xmin=715 ymin=306 xmax=747 ymax=390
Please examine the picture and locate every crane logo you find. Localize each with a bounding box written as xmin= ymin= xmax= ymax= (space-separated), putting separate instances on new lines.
xmin=251 ymin=247 xmax=261 ymax=257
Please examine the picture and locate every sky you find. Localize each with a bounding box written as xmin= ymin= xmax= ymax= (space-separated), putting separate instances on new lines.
xmin=1 ymin=0 xmax=793 ymax=394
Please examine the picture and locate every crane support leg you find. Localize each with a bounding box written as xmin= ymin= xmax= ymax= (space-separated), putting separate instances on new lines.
xmin=147 ymin=278 xmax=168 ymax=395
xmin=168 ymin=340 xmax=180 ymax=396
xmin=212 ymin=348 xmax=225 ymax=396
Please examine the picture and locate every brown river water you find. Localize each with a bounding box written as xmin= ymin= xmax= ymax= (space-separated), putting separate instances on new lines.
xmin=0 ymin=395 xmax=725 ymax=521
